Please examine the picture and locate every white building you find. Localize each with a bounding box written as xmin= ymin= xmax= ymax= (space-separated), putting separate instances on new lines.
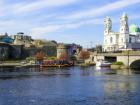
xmin=11 ymin=32 xmax=33 ymax=47
xmin=103 ymin=13 xmax=140 ymax=52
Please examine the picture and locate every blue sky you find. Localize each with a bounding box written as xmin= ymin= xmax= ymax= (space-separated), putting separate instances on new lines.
xmin=0 ymin=0 xmax=140 ymax=47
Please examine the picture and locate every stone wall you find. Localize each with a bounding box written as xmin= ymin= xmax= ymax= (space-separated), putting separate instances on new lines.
xmin=117 ymin=55 xmax=140 ymax=66
xmin=24 ymin=47 xmax=41 ymax=57
xmin=0 ymin=43 xmax=10 ymax=60
xmin=42 ymin=46 xmax=57 ymax=57
xmin=10 ymin=45 xmax=24 ymax=59
xmin=24 ymin=46 xmax=57 ymax=57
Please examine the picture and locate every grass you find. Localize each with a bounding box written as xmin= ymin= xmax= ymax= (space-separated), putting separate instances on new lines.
xmin=112 ymin=61 xmax=124 ymax=65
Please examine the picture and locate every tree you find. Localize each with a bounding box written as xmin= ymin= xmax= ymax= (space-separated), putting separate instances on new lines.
xmin=70 ymin=56 xmax=77 ymax=65
xmin=59 ymin=52 xmax=68 ymax=60
xmin=95 ymin=45 xmax=102 ymax=53
xmin=79 ymin=51 xmax=90 ymax=60
xmin=35 ymin=51 xmax=44 ymax=60
xmin=26 ymin=57 xmax=35 ymax=62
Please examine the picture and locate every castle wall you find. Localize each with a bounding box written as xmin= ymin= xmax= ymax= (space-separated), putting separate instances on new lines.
xmin=0 ymin=43 xmax=10 ymax=61
xmin=10 ymin=45 xmax=24 ymax=59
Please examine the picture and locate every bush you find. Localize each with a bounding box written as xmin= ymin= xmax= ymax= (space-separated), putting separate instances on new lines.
xmin=112 ymin=61 xmax=124 ymax=65
xmin=47 ymin=56 xmax=56 ymax=60
xmin=26 ymin=57 xmax=35 ymax=61
xmin=78 ymin=51 xmax=90 ymax=60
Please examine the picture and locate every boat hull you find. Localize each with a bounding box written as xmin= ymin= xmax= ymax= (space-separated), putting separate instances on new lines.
xmin=96 ymin=61 xmax=111 ymax=67
xmin=97 ymin=64 xmax=111 ymax=67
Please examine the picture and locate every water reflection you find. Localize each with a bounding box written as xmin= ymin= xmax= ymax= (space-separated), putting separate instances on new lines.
xmin=0 ymin=67 xmax=140 ymax=79
xmin=0 ymin=67 xmax=140 ymax=105
xmin=116 ymin=69 xmax=132 ymax=75
xmin=104 ymin=78 xmax=137 ymax=93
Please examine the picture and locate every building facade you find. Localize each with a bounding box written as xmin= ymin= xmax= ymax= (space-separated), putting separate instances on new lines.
xmin=11 ymin=32 xmax=33 ymax=47
xmin=57 ymin=43 xmax=82 ymax=60
xmin=103 ymin=13 xmax=140 ymax=52
xmin=57 ymin=44 xmax=68 ymax=59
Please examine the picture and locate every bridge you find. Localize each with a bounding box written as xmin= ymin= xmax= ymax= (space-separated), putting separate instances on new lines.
xmin=89 ymin=51 xmax=140 ymax=69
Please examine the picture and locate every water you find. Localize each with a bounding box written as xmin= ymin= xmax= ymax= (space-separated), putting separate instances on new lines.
xmin=0 ymin=66 xmax=140 ymax=105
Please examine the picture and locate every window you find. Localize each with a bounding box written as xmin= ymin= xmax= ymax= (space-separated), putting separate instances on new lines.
xmin=129 ymin=37 xmax=132 ymax=43
xmin=110 ymin=37 xmax=113 ymax=43
xmin=121 ymin=38 xmax=123 ymax=42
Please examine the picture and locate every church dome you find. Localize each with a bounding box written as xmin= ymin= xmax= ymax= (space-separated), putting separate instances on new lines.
xmin=130 ymin=24 xmax=140 ymax=33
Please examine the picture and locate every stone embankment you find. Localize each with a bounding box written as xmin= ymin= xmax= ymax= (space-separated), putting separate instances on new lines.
xmin=0 ymin=63 xmax=40 ymax=69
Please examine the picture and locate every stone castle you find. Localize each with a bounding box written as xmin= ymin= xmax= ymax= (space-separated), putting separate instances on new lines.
xmin=0 ymin=32 xmax=82 ymax=61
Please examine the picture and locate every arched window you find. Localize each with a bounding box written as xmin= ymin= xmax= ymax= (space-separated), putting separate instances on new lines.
xmin=110 ymin=37 xmax=113 ymax=43
xmin=129 ymin=37 xmax=132 ymax=43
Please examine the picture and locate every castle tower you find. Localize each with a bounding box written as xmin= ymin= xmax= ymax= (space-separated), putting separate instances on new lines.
xmin=57 ymin=44 xmax=69 ymax=60
xmin=104 ymin=16 xmax=112 ymax=35
xmin=119 ymin=13 xmax=129 ymax=48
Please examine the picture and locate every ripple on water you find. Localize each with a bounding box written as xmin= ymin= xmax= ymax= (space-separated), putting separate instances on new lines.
xmin=0 ymin=67 xmax=140 ymax=105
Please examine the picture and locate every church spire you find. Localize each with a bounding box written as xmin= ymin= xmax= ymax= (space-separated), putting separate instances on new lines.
xmin=104 ymin=16 xmax=112 ymax=35
xmin=120 ymin=13 xmax=129 ymax=34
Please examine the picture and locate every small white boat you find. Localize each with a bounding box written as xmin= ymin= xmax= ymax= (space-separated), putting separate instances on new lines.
xmin=96 ymin=60 xmax=111 ymax=67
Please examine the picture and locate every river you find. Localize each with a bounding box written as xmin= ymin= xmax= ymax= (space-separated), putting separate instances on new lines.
xmin=0 ymin=66 xmax=140 ymax=105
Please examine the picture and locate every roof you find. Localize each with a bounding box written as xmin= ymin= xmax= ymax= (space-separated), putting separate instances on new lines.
xmin=44 ymin=41 xmax=57 ymax=46
xmin=57 ymin=44 xmax=66 ymax=48
xmin=122 ymin=13 xmax=128 ymax=18
xmin=105 ymin=16 xmax=111 ymax=21
xmin=0 ymin=35 xmax=13 ymax=43
xmin=129 ymin=34 xmax=137 ymax=37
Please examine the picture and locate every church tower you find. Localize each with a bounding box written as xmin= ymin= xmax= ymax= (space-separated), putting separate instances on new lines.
xmin=104 ymin=16 xmax=112 ymax=35
xmin=119 ymin=13 xmax=129 ymax=49
xmin=103 ymin=17 xmax=112 ymax=52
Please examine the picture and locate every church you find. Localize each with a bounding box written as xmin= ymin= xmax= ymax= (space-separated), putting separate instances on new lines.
xmin=103 ymin=13 xmax=140 ymax=52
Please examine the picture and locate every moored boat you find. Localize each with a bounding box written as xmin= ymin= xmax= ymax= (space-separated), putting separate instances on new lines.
xmin=96 ymin=60 xmax=111 ymax=67
xmin=40 ymin=60 xmax=73 ymax=68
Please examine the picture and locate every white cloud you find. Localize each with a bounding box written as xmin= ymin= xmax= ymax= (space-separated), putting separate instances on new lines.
xmin=129 ymin=14 xmax=140 ymax=20
xmin=0 ymin=1 xmax=8 ymax=16
xmin=30 ymin=18 xmax=103 ymax=37
xmin=61 ymin=0 xmax=140 ymax=19
xmin=0 ymin=20 xmax=34 ymax=35
xmin=31 ymin=25 xmax=63 ymax=36
xmin=14 ymin=0 xmax=78 ymax=14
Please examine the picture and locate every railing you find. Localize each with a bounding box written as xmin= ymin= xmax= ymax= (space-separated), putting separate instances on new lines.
xmin=92 ymin=51 xmax=140 ymax=56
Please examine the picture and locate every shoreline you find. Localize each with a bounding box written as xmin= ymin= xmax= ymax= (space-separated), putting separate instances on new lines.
xmin=0 ymin=63 xmax=40 ymax=68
